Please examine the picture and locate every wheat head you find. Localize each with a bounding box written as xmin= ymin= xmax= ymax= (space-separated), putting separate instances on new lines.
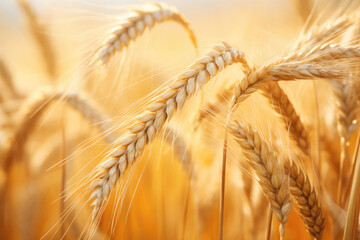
xmin=284 ymin=160 xmax=325 ymax=239
xmin=97 ymin=2 xmax=198 ymax=64
xmin=261 ymin=82 xmax=309 ymax=155
xmin=229 ymin=120 xmax=292 ymax=237
xmin=89 ymin=42 xmax=249 ymax=218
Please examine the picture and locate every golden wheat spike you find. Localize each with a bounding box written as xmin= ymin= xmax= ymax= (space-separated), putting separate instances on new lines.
xmin=97 ymin=2 xmax=198 ymax=64
xmin=284 ymin=160 xmax=325 ymax=239
xmin=229 ymin=120 xmax=292 ymax=237
xmin=89 ymin=42 xmax=249 ymax=218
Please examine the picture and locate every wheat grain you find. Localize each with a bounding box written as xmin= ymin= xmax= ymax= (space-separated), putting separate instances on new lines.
xmin=284 ymin=160 xmax=325 ymax=239
xmin=229 ymin=120 xmax=292 ymax=237
xmin=89 ymin=42 xmax=249 ymax=218
xmin=97 ymin=2 xmax=198 ymax=64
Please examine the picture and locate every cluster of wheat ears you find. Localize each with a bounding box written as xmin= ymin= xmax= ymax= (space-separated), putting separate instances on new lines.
xmin=1 ymin=0 xmax=360 ymax=239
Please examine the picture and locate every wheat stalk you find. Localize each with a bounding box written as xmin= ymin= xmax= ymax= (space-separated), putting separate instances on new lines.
xmin=0 ymin=58 xmax=18 ymax=98
xmin=17 ymin=0 xmax=56 ymax=78
xmin=89 ymin=42 xmax=249 ymax=218
xmin=229 ymin=120 xmax=292 ymax=237
xmin=97 ymin=2 xmax=198 ymax=64
xmin=284 ymin=160 xmax=325 ymax=239
xmin=344 ymin=132 xmax=360 ymax=239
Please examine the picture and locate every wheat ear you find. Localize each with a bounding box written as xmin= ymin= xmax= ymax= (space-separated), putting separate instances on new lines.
xmin=197 ymin=43 xmax=360 ymax=142
xmin=89 ymin=42 xmax=249 ymax=218
xmin=17 ymin=0 xmax=56 ymax=77
xmin=295 ymin=16 xmax=352 ymax=51
xmin=229 ymin=120 xmax=292 ymax=237
xmin=230 ymin=44 xmax=353 ymax=114
xmin=97 ymin=2 xmax=198 ymax=64
xmin=309 ymin=45 xmax=360 ymax=62
xmin=284 ymin=160 xmax=325 ymax=239
xmin=3 ymin=89 xmax=116 ymax=171
xmin=228 ymin=22 xmax=360 ymax=111
xmin=196 ymin=79 xmax=309 ymax=155
xmin=261 ymin=82 xmax=309 ymax=155
xmin=331 ymin=78 xmax=359 ymax=202
xmin=230 ymin=61 xmax=341 ymax=114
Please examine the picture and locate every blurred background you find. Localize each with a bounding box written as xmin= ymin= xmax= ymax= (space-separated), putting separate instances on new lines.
xmin=1 ymin=0 xmax=347 ymax=239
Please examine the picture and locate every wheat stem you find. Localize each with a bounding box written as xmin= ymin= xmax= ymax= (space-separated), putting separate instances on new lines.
xmin=218 ymin=129 xmax=228 ymax=240
xmin=17 ymin=0 xmax=56 ymax=78
xmin=265 ymin=205 xmax=273 ymax=240
xmin=344 ymin=132 xmax=360 ymax=239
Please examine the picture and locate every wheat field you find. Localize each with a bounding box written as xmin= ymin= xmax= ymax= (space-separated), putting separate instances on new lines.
xmin=1 ymin=0 xmax=360 ymax=239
